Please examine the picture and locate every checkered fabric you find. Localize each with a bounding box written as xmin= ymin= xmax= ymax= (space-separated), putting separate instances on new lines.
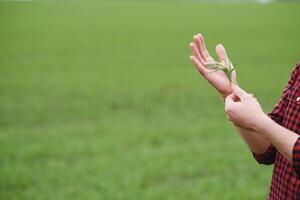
xmin=253 ymin=62 xmax=300 ymax=199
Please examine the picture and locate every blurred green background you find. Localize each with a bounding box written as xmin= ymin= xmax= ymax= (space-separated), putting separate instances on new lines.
xmin=0 ymin=0 xmax=299 ymax=199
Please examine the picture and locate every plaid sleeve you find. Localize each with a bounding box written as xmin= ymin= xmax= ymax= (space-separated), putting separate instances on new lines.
xmin=253 ymin=145 xmax=277 ymax=165
xmin=268 ymin=63 xmax=299 ymax=125
xmin=252 ymin=64 xmax=299 ymax=165
xmin=293 ymin=137 xmax=300 ymax=178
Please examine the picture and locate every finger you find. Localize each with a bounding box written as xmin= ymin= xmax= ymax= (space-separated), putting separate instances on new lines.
xmin=194 ymin=34 xmax=208 ymax=62
xmin=224 ymin=93 xmax=235 ymax=108
xmin=249 ymin=93 xmax=258 ymax=101
xmin=226 ymin=114 xmax=232 ymax=121
xmin=231 ymin=70 xmax=237 ymax=85
xmin=190 ymin=55 xmax=208 ymax=76
xmin=190 ymin=43 xmax=205 ymax=64
xmin=198 ymin=34 xmax=211 ymax=59
xmin=232 ymin=93 xmax=240 ymax=102
xmin=231 ymin=84 xmax=248 ymax=100
xmin=216 ymin=44 xmax=229 ymax=65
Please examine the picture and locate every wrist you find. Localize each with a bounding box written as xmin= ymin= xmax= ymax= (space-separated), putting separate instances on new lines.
xmin=253 ymin=113 xmax=274 ymax=133
xmin=221 ymin=90 xmax=232 ymax=100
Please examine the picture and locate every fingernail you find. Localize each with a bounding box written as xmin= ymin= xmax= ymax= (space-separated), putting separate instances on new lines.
xmin=216 ymin=44 xmax=223 ymax=49
xmin=190 ymin=56 xmax=193 ymax=60
xmin=189 ymin=43 xmax=194 ymax=47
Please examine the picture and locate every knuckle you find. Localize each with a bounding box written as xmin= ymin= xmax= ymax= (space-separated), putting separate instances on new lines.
xmin=245 ymin=94 xmax=252 ymax=100
xmin=225 ymin=107 xmax=231 ymax=113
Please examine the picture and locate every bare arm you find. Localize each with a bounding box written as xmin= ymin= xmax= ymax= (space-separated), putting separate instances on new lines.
xmin=256 ymin=115 xmax=298 ymax=162
xmin=189 ymin=33 xmax=271 ymax=154
xmin=225 ymin=85 xmax=299 ymax=163
xmin=236 ymin=127 xmax=271 ymax=154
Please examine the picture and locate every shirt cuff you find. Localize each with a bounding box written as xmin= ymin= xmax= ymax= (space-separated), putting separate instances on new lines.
xmin=252 ymin=145 xmax=276 ymax=165
xmin=292 ymin=137 xmax=300 ymax=177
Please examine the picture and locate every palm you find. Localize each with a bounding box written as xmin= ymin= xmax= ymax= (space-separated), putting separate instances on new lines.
xmin=205 ymin=65 xmax=234 ymax=96
xmin=189 ymin=34 xmax=236 ymax=97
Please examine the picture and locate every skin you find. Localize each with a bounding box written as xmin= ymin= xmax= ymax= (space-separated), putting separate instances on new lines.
xmin=189 ymin=33 xmax=299 ymax=163
xmin=189 ymin=35 xmax=236 ymax=98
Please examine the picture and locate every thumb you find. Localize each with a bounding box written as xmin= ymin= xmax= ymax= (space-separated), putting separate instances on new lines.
xmin=225 ymin=93 xmax=235 ymax=109
xmin=216 ymin=44 xmax=229 ymax=65
xmin=231 ymin=84 xmax=248 ymax=100
xmin=231 ymin=70 xmax=237 ymax=85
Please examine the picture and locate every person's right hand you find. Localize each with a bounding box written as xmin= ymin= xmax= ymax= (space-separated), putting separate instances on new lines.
xmin=189 ymin=33 xmax=236 ymax=98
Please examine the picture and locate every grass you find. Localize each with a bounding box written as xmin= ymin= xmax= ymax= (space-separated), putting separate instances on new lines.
xmin=0 ymin=1 xmax=300 ymax=199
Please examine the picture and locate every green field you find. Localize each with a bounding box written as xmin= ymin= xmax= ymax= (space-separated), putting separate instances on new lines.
xmin=1 ymin=1 xmax=300 ymax=199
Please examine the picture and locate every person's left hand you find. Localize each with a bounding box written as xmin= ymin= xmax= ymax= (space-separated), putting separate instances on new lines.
xmin=225 ymin=84 xmax=267 ymax=131
xmin=189 ymin=34 xmax=236 ymax=98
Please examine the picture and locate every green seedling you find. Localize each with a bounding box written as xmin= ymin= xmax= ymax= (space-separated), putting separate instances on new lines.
xmin=205 ymin=59 xmax=235 ymax=82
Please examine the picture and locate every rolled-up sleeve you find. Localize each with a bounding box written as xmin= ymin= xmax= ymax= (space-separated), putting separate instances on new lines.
xmin=252 ymin=65 xmax=299 ymax=165
xmin=253 ymin=145 xmax=277 ymax=165
xmin=293 ymin=137 xmax=300 ymax=178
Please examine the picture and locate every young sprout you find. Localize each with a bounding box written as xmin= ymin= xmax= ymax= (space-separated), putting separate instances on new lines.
xmin=205 ymin=59 xmax=235 ymax=82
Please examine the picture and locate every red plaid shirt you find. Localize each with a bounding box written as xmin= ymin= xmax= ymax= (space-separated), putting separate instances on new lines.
xmin=253 ymin=62 xmax=300 ymax=200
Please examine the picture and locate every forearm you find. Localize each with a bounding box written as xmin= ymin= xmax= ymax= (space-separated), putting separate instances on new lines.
xmin=255 ymin=114 xmax=299 ymax=163
xmin=236 ymin=127 xmax=271 ymax=154
xmin=223 ymin=93 xmax=272 ymax=154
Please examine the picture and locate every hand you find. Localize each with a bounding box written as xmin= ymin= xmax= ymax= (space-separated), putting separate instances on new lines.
xmin=189 ymin=33 xmax=236 ymax=98
xmin=225 ymin=84 xmax=267 ymax=131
